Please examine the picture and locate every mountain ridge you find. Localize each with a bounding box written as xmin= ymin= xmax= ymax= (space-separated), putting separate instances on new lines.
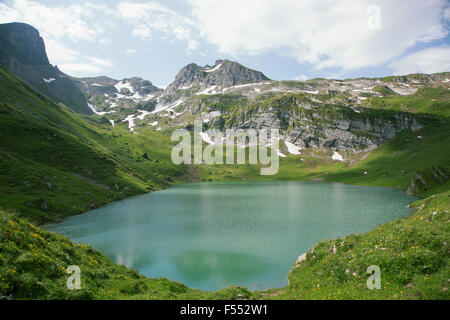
xmin=1 ymin=22 xmax=449 ymax=156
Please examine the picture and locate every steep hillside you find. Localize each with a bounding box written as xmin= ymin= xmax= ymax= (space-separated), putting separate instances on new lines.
xmin=0 ymin=66 xmax=185 ymax=224
xmin=0 ymin=22 xmax=92 ymax=114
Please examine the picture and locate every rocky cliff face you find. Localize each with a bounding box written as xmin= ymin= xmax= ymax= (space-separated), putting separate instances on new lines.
xmin=226 ymin=103 xmax=423 ymax=152
xmin=125 ymin=77 xmax=162 ymax=95
xmin=173 ymin=93 xmax=424 ymax=153
xmin=0 ymin=22 xmax=49 ymax=66
xmin=0 ymin=22 xmax=92 ymax=114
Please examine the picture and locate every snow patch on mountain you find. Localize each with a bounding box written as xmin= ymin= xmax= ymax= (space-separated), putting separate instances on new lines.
xmin=199 ymin=132 xmax=214 ymax=145
xmin=136 ymin=110 xmax=150 ymax=120
xmin=276 ymin=150 xmax=286 ymax=158
xmin=204 ymin=63 xmax=223 ymax=73
xmin=196 ymin=86 xmax=220 ymax=95
xmin=284 ymin=141 xmax=302 ymax=155
xmin=153 ymin=99 xmax=185 ymax=114
xmin=123 ymin=110 xmax=151 ymax=132
xmin=332 ymin=151 xmax=344 ymax=162
xmin=115 ymin=80 xmax=134 ymax=93
xmin=87 ymin=103 xmax=116 ymax=116
xmin=123 ymin=114 xmax=136 ymax=131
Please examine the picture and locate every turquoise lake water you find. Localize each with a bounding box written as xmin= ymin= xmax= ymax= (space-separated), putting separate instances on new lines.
xmin=46 ymin=181 xmax=416 ymax=291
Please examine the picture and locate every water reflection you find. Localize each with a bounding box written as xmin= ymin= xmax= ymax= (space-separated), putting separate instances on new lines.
xmin=174 ymin=250 xmax=270 ymax=284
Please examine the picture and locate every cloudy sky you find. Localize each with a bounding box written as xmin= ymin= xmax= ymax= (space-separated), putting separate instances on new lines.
xmin=0 ymin=0 xmax=449 ymax=87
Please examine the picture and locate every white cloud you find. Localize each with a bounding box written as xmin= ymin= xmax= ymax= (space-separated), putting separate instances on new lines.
xmin=189 ymin=0 xmax=449 ymax=71
xmin=0 ymin=3 xmax=20 ymax=21
xmin=131 ymin=26 xmax=151 ymax=39
xmin=389 ymin=46 xmax=450 ymax=75
xmin=0 ymin=0 xmax=103 ymax=41
xmin=1 ymin=0 xmax=448 ymax=79
xmin=44 ymin=39 xmax=113 ymax=75
xmin=89 ymin=57 xmax=113 ymax=67
xmin=418 ymin=23 xmax=448 ymax=42
xmin=44 ymin=39 xmax=80 ymax=64
xmin=444 ymin=7 xmax=450 ymax=20
xmin=116 ymin=2 xmax=198 ymax=51
xmin=0 ymin=0 xmax=114 ymax=76
xmin=58 ymin=64 xmax=103 ymax=75
xmin=292 ymin=74 xmax=308 ymax=81
xmin=99 ymin=38 xmax=112 ymax=46
xmin=126 ymin=49 xmax=137 ymax=56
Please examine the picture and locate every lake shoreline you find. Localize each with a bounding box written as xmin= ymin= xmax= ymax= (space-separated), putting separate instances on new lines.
xmin=45 ymin=180 xmax=417 ymax=291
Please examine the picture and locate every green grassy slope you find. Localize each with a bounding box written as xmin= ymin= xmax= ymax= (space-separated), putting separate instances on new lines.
xmin=0 ymin=66 xmax=186 ymax=224
xmin=364 ymin=86 xmax=450 ymax=116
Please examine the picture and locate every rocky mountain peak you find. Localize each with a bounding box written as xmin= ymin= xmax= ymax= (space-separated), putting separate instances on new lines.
xmin=0 ymin=22 xmax=49 ymax=66
xmin=121 ymin=77 xmax=162 ymax=95
xmin=165 ymin=59 xmax=270 ymax=93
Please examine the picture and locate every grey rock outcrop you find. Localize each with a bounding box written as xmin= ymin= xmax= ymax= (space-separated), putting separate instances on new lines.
xmin=125 ymin=77 xmax=162 ymax=96
xmin=406 ymin=172 xmax=428 ymax=195
xmin=221 ymin=103 xmax=423 ymax=152
xmin=433 ymin=167 xmax=448 ymax=183
xmin=0 ymin=22 xmax=49 ymax=66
